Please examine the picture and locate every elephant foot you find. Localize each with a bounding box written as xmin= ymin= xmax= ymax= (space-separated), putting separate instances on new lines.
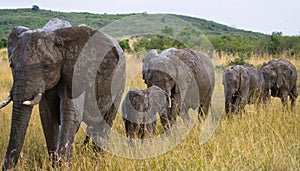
xmin=83 ymin=136 xmax=104 ymax=153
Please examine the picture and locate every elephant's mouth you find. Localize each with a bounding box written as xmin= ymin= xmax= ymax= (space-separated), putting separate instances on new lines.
xmin=22 ymin=93 xmax=43 ymax=106
xmin=0 ymin=92 xmax=43 ymax=109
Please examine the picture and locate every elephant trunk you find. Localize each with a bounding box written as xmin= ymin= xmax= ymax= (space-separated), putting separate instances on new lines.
xmin=2 ymin=102 xmax=33 ymax=170
xmin=225 ymin=93 xmax=234 ymax=115
xmin=225 ymin=98 xmax=231 ymax=114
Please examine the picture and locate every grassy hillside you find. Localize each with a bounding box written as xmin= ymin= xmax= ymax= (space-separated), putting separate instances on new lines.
xmin=0 ymin=8 xmax=130 ymax=39
xmin=170 ymin=14 xmax=265 ymax=38
xmin=0 ymin=8 xmax=264 ymax=41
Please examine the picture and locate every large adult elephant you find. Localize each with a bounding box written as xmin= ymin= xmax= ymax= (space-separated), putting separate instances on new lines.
xmin=222 ymin=64 xmax=264 ymax=117
xmin=0 ymin=18 xmax=126 ymax=170
xmin=142 ymin=48 xmax=215 ymax=129
xmin=261 ymin=59 xmax=298 ymax=110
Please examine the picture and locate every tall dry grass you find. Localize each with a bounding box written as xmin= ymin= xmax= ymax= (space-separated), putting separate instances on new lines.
xmin=0 ymin=49 xmax=299 ymax=170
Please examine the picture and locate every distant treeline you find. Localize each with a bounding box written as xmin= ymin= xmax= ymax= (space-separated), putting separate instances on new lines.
xmin=0 ymin=8 xmax=299 ymax=58
xmin=121 ymin=29 xmax=300 ymax=59
xmin=209 ymin=32 xmax=300 ymax=57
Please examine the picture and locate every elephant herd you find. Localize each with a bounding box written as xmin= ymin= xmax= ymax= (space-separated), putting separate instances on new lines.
xmin=223 ymin=59 xmax=298 ymax=118
xmin=0 ymin=18 xmax=298 ymax=170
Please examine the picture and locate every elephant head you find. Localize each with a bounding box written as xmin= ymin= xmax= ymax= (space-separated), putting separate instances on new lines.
xmin=122 ymin=86 xmax=168 ymax=124
xmin=260 ymin=59 xmax=291 ymax=99
xmin=144 ymin=49 xmax=193 ymax=105
xmin=222 ymin=65 xmax=249 ymax=114
xmin=0 ymin=19 xmax=73 ymax=169
xmin=142 ymin=49 xmax=159 ymax=85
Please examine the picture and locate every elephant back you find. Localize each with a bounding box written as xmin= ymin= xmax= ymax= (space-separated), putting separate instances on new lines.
xmin=171 ymin=49 xmax=215 ymax=108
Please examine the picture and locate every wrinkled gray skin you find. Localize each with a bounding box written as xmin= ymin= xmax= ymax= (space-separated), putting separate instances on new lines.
xmin=261 ymin=59 xmax=298 ymax=110
xmin=222 ymin=64 xmax=264 ymax=117
xmin=122 ymin=86 xmax=168 ymax=139
xmin=143 ymin=48 xmax=215 ymax=129
xmin=0 ymin=19 xmax=125 ymax=170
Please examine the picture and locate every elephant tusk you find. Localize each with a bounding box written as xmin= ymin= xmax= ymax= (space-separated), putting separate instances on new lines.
xmin=168 ymin=97 xmax=172 ymax=108
xmin=0 ymin=96 xmax=12 ymax=109
xmin=23 ymin=93 xmax=42 ymax=106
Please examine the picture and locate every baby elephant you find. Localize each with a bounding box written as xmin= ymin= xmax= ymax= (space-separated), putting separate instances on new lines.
xmin=222 ymin=64 xmax=264 ymax=117
xmin=122 ymin=86 xmax=169 ymax=139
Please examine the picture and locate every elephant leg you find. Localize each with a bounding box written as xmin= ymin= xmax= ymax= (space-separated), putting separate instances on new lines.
xmin=86 ymin=104 xmax=118 ymax=151
xmin=239 ymin=98 xmax=247 ymax=114
xmin=291 ymin=97 xmax=296 ymax=111
xmin=159 ymin=110 xmax=170 ymax=130
xmin=237 ymin=90 xmax=249 ymax=116
xmin=125 ymin=120 xmax=138 ymax=138
xmin=139 ymin=124 xmax=145 ymax=139
xmin=290 ymin=85 xmax=298 ymax=111
xmin=231 ymin=96 xmax=238 ymax=114
xmin=39 ymin=88 xmax=60 ymax=163
xmin=160 ymin=106 xmax=177 ymax=131
xmin=148 ymin=120 xmax=157 ymax=137
xmin=198 ymin=98 xmax=210 ymax=120
xmin=180 ymin=104 xmax=192 ymax=124
xmin=281 ymin=94 xmax=289 ymax=111
xmin=57 ymin=95 xmax=81 ymax=165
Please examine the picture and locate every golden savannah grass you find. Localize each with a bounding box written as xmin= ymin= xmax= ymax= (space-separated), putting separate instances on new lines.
xmin=0 ymin=48 xmax=299 ymax=170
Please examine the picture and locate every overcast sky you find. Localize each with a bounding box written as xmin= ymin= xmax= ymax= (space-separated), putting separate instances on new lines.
xmin=0 ymin=0 xmax=299 ymax=36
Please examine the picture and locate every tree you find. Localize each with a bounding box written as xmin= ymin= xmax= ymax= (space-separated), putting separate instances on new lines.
xmin=119 ymin=39 xmax=131 ymax=52
xmin=265 ymin=32 xmax=282 ymax=55
xmin=0 ymin=39 xmax=7 ymax=48
xmin=161 ymin=26 xmax=174 ymax=36
xmin=31 ymin=5 xmax=40 ymax=12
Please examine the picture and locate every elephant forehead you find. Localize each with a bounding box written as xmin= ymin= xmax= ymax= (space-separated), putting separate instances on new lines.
xmin=11 ymin=35 xmax=45 ymax=63
xmin=128 ymin=90 xmax=146 ymax=103
xmin=224 ymin=69 xmax=238 ymax=78
xmin=148 ymin=57 xmax=185 ymax=77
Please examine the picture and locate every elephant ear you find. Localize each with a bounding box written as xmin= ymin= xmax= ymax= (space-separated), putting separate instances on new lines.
xmin=142 ymin=49 xmax=159 ymax=84
xmin=276 ymin=65 xmax=288 ymax=88
xmin=238 ymin=66 xmax=250 ymax=90
xmin=129 ymin=89 xmax=148 ymax=112
xmin=148 ymin=86 xmax=167 ymax=110
xmin=7 ymin=26 xmax=29 ymax=60
xmin=171 ymin=51 xmax=194 ymax=103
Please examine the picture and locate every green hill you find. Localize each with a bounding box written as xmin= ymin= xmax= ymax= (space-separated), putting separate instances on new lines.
xmin=170 ymin=14 xmax=265 ymax=38
xmin=0 ymin=8 xmax=299 ymax=57
xmin=0 ymin=8 xmax=129 ymax=40
xmin=0 ymin=8 xmax=264 ymax=40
